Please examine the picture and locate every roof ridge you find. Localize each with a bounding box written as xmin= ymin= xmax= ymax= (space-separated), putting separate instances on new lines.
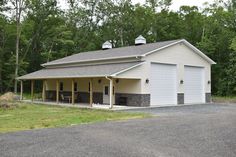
xmin=42 ymin=39 xmax=182 ymax=66
xmin=45 ymin=61 xmax=143 ymax=69
xmin=77 ymin=39 xmax=181 ymax=54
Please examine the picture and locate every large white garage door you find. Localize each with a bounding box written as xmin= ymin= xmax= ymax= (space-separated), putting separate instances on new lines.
xmin=184 ymin=66 xmax=205 ymax=103
xmin=150 ymin=63 xmax=177 ymax=106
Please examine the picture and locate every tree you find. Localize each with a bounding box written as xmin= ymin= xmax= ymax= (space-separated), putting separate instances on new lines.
xmin=0 ymin=15 xmax=7 ymax=93
xmin=8 ymin=0 xmax=26 ymax=93
xmin=23 ymin=0 xmax=63 ymax=71
xmin=146 ymin=0 xmax=172 ymax=11
xmin=227 ymin=39 xmax=236 ymax=95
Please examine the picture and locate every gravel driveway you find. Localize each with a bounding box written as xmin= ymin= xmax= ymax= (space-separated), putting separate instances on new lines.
xmin=0 ymin=103 xmax=236 ymax=157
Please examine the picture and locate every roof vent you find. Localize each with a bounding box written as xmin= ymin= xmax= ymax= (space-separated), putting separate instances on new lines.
xmin=135 ymin=35 xmax=146 ymax=45
xmin=102 ymin=41 xmax=112 ymax=50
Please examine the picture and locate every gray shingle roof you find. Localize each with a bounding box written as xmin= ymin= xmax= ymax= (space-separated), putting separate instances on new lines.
xmin=18 ymin=62 xmax=142 ymax=80
xmin=42 ymin=39 xmax=181 ymax=66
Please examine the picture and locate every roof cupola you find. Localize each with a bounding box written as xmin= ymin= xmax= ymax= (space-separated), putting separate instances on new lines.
xmin=135 ymin=35 xmax=146 ymax=45
xmin=102 ymin=41 xmax=112 ymax=50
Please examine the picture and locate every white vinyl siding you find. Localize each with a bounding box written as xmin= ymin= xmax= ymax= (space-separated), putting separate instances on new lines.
xmin=150 ymin=63 xmax=177 ymax=106
xmin=184 ymin=66 xmax=205 ymax=103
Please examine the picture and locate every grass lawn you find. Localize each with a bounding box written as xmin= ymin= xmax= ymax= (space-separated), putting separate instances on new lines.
xmin=212 ymin=96 xmax=236 ymax=103
xmin=0 ymin=102 xmax=149 ymax=133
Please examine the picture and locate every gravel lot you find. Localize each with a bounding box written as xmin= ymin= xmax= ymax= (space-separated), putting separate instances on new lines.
xmin=0 ymin=103 xmax=236 ymax=157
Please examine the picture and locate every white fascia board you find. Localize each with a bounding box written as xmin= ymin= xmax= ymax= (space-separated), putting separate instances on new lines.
xmin=41 ymin=55 xmax=140 ymax=67
xmin=141 ymin=40 xmax=184 ymax=57
xmin=17 ymin=75 xmax=110 ymax=80
xmin=110 ymin=62 xmax=145 ymax=77
xmin=181 ymin=39 xmax=216 ymax=64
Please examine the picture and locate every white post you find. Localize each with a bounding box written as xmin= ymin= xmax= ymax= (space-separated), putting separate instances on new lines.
xmin=89 ymin=79 xmax=93 ymax=107
xmin=109 ymin=78 xmax=113 ymax=109
xmin=31 ymin=80 xmax=34 ymax=102
xmin=20 ymin=80 xmax=23 ymax=100
xmin=72 ymin=79 xmax=75 ymax=105
xmin=42 ymin=80 xmax=46 ymax=102
xmin=56 ymin=80 xmax=59 ymax=104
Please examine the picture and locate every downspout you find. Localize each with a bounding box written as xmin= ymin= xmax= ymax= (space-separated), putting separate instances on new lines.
xmin=105 ymin=76 xmax=113 ymax=109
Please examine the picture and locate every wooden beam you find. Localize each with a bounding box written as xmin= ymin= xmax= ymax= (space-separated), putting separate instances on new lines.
xmin=20 ymin=80 xmax=23 ymax=100
xmin=56 ymin=80 xmax=59 ymax=104
xmin=109 ymin=78 xmax=113 ymax=109
xmin=31 ymin=80 xmax=34 ymax=102
xmin=72 ymin=79 xmax=75 ymax=105
xmin=42 ymin=80 xmax=46 ymax=102
xmin=89 ymin=79 xmax=93 ymax=107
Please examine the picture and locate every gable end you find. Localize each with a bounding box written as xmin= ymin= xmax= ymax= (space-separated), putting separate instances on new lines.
xmin=142 ymin=39 xmax=216 ymax=65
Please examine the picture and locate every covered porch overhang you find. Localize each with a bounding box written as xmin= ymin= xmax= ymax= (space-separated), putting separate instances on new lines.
xmin=17 ymin=62 xmax=143 ymax=109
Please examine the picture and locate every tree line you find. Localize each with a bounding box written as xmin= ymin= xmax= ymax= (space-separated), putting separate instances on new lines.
xmin=0 ymin=0 xmax=235 ymax=96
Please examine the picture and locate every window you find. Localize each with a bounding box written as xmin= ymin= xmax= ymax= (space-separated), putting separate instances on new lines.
xmin=60 ymin=82 xmax=63 ymax=91
xmin=74 ymin=82 xmax=78 ymax=92
xmin=104 ymin=86 xmax=109 ymax=95
xmin=104 ymin=86 xmax=114 ymax=95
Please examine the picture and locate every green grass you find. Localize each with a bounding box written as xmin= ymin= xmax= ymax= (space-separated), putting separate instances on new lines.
xmin=0 ymin=102 xmax=149 ymax=133
xmin=212 ymin=96 xmax=236 ymax=103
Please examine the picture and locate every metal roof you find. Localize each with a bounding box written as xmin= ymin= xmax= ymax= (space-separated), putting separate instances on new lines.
xmin=18 ymin=62 xmax=143 ymax=80
xmin=42 ymin=39 xmax=181 ymax=66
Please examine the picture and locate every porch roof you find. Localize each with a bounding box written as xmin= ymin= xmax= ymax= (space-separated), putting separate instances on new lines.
xmin=17 ymin=62 xmax=143 ymax=80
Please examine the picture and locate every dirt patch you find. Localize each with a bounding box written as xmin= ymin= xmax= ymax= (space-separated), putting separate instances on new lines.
xmin=0 ymin=92 xmax=20 ymax=102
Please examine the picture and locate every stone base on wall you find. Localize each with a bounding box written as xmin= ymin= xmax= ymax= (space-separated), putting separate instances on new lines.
xmin=77 ymin=92 xmax=103 ymax=104
xmin=177 ymin=93 xmax=184 ymax=104
xmin=115 ymin=93 xmax=150 ymax=107
xmin=177 ymin=93 xmax=212 ymax=104
xmin=205 ymin=93 xmax=211 ymax=103
xmin=45 ymin=91 xmax=211 ymax=106
xmin=46 ymin=90 xmax=56 ymax=101
xmin=77 ymin=92 xmax=89 ymax=103
xmin=45 ymin=91 xmax=103 ymax=104
xmin=93 ymin=92 xmax=103 ymax=104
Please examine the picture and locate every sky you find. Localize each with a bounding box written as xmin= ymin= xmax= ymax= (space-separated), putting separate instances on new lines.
xmin=59 ymin=0 xmax=215 ymax=11
xmin=132 ymin=0 xmax=215 ymax=10
xmin=162 ymin=0 xmax=214 ymax=10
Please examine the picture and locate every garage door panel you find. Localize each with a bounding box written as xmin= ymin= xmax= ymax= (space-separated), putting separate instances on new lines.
xmin=184 ymin=66 xmax=205 ymax=103
xmin=151 ymin=63 xmax=177 ymax=106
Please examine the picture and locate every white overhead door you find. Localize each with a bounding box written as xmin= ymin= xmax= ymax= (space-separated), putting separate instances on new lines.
xmin=184 ymin=66 xmax=205 ymax=104
xmin=150 ymin=63 xmax=177 ymax=106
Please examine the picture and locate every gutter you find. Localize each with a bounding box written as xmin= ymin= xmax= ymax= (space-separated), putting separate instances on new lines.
xmin=42 ymin=55 xmax=141 ymax=67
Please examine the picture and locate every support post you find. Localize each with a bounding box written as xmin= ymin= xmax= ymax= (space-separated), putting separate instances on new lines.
xmin=89 ymin=79 xmax=93 ymax=107
xmin=72 ymin=79 xmax=75 ymax=105
xmin=31 ymin=80 xmax=34 ymax=102
xmin=109 ymin=78 xmax=113 ymax=109
xmin=56 ymin=80 xmax=59 ymax=104
xmin=42 ymin=80 xmax=46 ymax=102
xmin=20 ymin=80 xmax=23 ymax=100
